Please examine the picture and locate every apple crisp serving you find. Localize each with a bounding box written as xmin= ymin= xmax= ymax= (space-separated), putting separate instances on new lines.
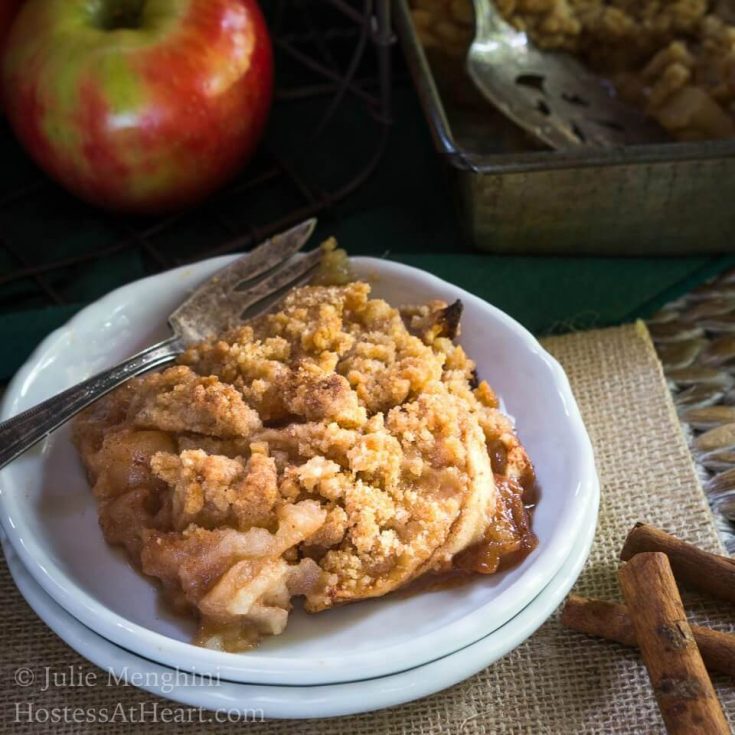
xmin=73 ymin=272 xmax=537 ymax=651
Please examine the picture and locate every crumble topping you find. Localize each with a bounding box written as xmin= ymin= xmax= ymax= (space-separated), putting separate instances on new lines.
xmin=74 ymin=275 xmax=536 ymax=650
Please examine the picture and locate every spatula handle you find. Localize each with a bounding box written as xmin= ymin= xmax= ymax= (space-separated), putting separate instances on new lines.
xmin=0 ymin=335 xmax=184 ymax=471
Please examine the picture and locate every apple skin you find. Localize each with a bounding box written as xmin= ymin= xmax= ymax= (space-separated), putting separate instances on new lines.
xmin=0 ymin=0 xmax=22 ymax=108
xmin=0 ymin=1 xmax=21 ymax=54
xmin=1 ymin=0 xmax=273 ymax=213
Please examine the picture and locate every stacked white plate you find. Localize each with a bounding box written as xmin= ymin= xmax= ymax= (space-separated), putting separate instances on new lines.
xmin=0 ymin=258 xmax=599 ymax=719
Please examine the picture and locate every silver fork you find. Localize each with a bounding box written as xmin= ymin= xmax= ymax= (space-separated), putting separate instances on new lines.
xmin=0 ymin=218 xmax=320 ymax=470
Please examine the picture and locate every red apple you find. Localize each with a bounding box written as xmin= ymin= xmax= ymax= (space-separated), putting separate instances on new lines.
xmin=2 ymin=0 xmax=273 ymax=213
xmin=0 ymin=0 xmax=22 ymax=108
xmin=0 ymin=0 xmax=21 ymax=54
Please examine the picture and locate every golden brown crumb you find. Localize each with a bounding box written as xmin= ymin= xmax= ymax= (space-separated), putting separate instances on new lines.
xmin=128 ymin=366 xmax=262 ymax=438
xmin=150 ymin=449 xmax=279 ymax=532
xmin=74 ymin=274 xmax=535 ymax=650
xmin=312 ymin=237 xmax=353 ymax=286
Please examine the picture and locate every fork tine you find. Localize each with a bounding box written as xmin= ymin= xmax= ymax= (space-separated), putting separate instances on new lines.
xmin=242 ymin=264 xmax=323 ymax=321
xmin=169 ymin=218 xmax=319 ymax=343
xmin=213 ymin=218 xmax=317 ymax=292
xmin=231 ymin=248 xmax=324 ymax=314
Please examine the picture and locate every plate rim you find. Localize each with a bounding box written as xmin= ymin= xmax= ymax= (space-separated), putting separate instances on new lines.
xmin=0 ymin=255 xmax=599 ymax=685
xmin=1 ymin=484 xmax=598 ymax=718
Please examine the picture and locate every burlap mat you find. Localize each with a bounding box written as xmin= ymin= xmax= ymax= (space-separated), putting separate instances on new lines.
xmin=1 ymin=323 xmax=733 ymax=734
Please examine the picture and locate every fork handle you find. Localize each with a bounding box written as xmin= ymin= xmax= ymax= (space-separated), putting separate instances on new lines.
xmin=0 ymin=335 xmax=185 ymax=471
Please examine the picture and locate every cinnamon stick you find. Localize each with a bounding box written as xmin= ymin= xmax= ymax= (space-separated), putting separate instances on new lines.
xmin=621 ymin=523 xmax=735 ymax=605
xmin=618 ymin=552 xmax=729 ymax=735
xmin=561 ymin=595 xmax=735 ymax=677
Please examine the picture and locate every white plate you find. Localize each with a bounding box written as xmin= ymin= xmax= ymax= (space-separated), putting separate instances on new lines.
xmin=0 ymin=256 xmax=598 ymax=685
xmin=2 ymin=482 xmax=597 ymax=719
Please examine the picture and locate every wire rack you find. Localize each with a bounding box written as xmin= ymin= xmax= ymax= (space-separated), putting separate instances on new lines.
xmin=0 ymin=0 xmax=393 ymax=314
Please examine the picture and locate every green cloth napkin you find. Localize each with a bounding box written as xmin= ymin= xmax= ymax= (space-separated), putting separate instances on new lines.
xmin=1 ymin=87 xmax=732 ymax=383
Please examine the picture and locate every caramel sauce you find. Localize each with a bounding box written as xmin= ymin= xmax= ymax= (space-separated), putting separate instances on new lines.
xmin=454 ymin=475 xmax=538 ymax=576
xmin=396 ymin=473 xmax=539 ymax=596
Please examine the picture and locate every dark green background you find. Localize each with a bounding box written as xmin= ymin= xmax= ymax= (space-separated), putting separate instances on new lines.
xmin=1 ymin=85 xmax=732 ymax=382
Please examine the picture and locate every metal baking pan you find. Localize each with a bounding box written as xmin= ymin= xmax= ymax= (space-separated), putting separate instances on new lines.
xmin=395 ymin=0 xmax=735 ymax=254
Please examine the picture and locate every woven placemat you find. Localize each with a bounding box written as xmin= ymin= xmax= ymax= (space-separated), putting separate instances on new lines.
xmin=648 ymin=267 xmax=735 ymax=553
xmin=1 ymin=322 xmax=733 ymax=733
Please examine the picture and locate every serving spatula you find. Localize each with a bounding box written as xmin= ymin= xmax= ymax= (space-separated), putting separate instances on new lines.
xmin=0 ymin=218 xmax=320 ymax=470
xmin=467 ymin=0 xmax=664 ymax=148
